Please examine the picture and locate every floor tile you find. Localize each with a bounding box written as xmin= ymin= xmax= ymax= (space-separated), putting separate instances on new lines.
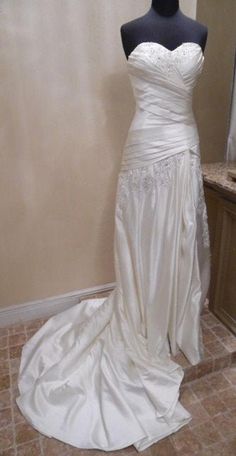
xmin=221 ymin=336 xmax=236 ymax=353
xmin=191 ymin=420 xmax=222 ymax=447
xmin=213 ymin=353 xmax=231 ymax=371
xmin=206 ymin=339 xmax=228 ymax=357
xmin=201 ymin=393 xmax=228 ymax=417
xmin=9 ymin=345 xmax=24 ymax=360
xmin=211 ymin=324 xmax=232 ymax=340
xmin=0 ymin=389 xmax=11 ymax=410
xmin=8 ymin=333 xmax=26 ymax=347
xmin=8 ymin=324 xmax=25 ymax=335
xmin=150 ymin=436 xmax=176 ymax=455
xmin=16 ymin=438 xmax=42 ymax=455
xmin=0 ymin=349 xmax=8 ymax=361
xmin=0 ymin=425 xmax=15 ymax=450
xmin=220 ymin=386 xmax=236 ymax=410
xmin=15 ymin=422 xmax=39 ymax=445
xmin=223 ymin=366 xmax=236 ymax=385
xmin=0 ymin=374 xmax=10 ymax=391
xmin=205 ymin=371 xmax=232 ymax=391
xmin=0 ymin=335 xmax=8 ymax=349
xmin=187 ymin=401 xmax=210 ymax=427
xmin=171 ymin=427 xmax=202 ymax=455
xmin=0 ymin=407 xmax=12 ymax=428
xmin=201 ymin=313 xmax=221 ymax=328
xmin=189 ymin=378 xmax=212 ymax=400
xmin=212 ymin=410 xmax=236 ymax=439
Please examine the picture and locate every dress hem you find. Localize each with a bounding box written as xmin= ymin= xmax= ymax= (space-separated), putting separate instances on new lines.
xmin=15 ymin=394 xmax=192 ymax=452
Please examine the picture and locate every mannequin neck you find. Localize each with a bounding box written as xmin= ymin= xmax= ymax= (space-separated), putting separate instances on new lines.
xmin=151 ymin=0 xmax=180 ymax=16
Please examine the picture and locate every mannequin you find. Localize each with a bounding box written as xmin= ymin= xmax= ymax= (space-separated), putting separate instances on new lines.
xmin=121 ymin=0 xmax=208 ymax=59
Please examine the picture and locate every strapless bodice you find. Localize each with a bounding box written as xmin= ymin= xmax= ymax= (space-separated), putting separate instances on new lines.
xmin=120 ymin=42 xmax=205 ymax=171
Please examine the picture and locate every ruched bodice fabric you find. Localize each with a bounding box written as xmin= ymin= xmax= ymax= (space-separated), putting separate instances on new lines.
xmin=16 ymin=42 xmax=211 ymax=453
xmin=121 ymin=42 xmax=204 ymax=171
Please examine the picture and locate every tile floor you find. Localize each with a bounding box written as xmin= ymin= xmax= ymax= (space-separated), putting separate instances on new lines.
xmin=0 ymin=306 xmax=236 ymax=455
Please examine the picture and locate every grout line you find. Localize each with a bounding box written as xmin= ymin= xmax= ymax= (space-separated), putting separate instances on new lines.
xmin=39 ymin=434 xmax=44 ymax=456
xmin=15 ymin=437 xmax=43 ymax=452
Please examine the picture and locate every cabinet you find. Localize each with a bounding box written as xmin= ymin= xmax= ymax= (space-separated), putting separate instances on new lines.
xmin=203 ymin=163 xmax=236 ymax=335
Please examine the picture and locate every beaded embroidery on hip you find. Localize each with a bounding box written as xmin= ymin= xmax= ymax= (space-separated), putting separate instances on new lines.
xmin=116 ymin=152 xmax=186 ymax=213
xmin=192 ymin=160 xmax=210 ymax=249
xmin=116 ymin=152 xmax=210 ymax=249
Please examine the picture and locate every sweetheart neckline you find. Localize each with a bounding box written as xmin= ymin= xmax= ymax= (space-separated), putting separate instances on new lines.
xmin=127 ymin=41 xmax=204 ymax=63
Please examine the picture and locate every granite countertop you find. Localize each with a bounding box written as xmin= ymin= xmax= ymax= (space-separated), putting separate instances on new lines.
xmin=201 ymin=161 xmax=236 ymax=196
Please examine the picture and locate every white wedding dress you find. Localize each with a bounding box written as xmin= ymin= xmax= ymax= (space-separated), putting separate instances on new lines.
xmin=16 ymin=42 xmax=211 ymax=452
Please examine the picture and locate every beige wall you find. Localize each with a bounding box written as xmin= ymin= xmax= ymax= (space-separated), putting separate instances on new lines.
xmin=182 ymin=0 xmax=197 ymax=18
xmin=195 ymin=0 xmax=236 ymax=163
xmin=0 ymin=0 xmax=197 ymax=308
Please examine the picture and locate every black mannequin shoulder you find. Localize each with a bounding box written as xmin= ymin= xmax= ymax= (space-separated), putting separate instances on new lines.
xmin=120 ymin=15 xmax=148 ymax=39
xmin=180 ymin=14 xmax=208 ymax=49
xmin=120 ymin=14 xmax=150 ymax=57
xmin=120 ymin=15 xmax=149 ymax=58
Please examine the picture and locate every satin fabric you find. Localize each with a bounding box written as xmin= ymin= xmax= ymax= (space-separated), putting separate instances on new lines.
xmin=16 ymin=42 xmax=211 ymax=452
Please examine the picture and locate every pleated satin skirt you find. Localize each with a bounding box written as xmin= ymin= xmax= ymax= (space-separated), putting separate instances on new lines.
xmin=115 ymin=141 xmax=210 ymax=364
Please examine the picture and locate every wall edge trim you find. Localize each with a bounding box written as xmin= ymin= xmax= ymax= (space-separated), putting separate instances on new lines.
xmin=0 ymin=282 xmax=116 ymax=327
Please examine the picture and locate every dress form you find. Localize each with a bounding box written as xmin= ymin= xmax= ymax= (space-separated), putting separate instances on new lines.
xmin=120 ymin=0 xmax=208 ymax=59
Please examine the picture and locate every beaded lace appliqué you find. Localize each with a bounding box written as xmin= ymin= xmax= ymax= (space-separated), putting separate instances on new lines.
xmin=139 ymin=42 xmax=199 ymax=77
xmin=194 ymin=161 xmax=210 ymax=249
xmin=116 ymin=152 xmax=185 ymax=213
xmin=116 ymin=152 xmax=210 ymax=249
